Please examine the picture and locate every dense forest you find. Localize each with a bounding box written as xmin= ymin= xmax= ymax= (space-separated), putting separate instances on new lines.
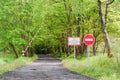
xmin=0 ymin=0 xmax=119 ymax=58
xmin=0 ymin=0 xmax=120 ymax=80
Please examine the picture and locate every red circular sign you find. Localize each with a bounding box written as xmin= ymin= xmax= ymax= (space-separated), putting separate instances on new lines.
xmin=83 ymin=34 xmax=95 ymax=46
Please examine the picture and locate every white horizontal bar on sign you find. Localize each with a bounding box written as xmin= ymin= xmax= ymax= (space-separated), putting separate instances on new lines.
xmin=85 ymin=38 xmax=93 ymax=41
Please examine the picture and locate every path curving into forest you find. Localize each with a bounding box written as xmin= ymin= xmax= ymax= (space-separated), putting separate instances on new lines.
xmin=0 ymin=54 xmax=95 ymax=80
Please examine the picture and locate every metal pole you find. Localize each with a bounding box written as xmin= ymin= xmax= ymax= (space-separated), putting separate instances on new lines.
xmin=87 ymin=46 xmax=90 ymax=67
xmin=74 ymin=45 xmax=76 ymax=59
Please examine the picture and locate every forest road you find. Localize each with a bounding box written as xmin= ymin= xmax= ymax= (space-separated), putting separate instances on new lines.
xmin=0 ymin=54 xmax=95 ymax=80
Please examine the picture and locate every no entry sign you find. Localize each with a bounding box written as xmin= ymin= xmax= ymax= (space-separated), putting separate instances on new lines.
xmin=83 ymin=34 xmax=95 ymax=46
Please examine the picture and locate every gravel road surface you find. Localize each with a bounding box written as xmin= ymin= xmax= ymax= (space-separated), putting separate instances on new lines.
xmin=0 ymin=54 xmax=95 ymax=80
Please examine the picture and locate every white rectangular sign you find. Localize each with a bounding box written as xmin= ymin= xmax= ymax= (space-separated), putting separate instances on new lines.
xmin=68 ymin=37 xmax=80 ymax=46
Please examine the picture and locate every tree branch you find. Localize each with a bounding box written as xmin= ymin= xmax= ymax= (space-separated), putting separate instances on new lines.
xmin=107 ymin=0 xmax=114 ymax=5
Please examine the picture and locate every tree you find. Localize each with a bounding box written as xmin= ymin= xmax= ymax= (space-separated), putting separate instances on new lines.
xmin=98 ymin=0 xmax=114 ymax=57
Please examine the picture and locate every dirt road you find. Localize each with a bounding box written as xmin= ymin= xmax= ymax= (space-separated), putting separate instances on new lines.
xmin=0 ymin=54 xmax=95 ymax=80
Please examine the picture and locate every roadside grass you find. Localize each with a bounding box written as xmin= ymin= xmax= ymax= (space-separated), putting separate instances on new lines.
xmin=62 ymin=54 xmax=120 ymax=80
xmin=62 ymin=39 xmax=120 ymax=80
xmin=0 ymin=53 xmax=38 ymax=74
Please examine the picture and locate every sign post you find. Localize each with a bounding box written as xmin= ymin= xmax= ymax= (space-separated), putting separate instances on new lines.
xmin=68 ymin=37 xmax=80 ymax=59
xmin=74 ymin=44 xmax=76 ymax=59
xmin=83 ymin=34 xmax=95 ymax=67
xmin=86 ymin=45 xmax=90 ymax=66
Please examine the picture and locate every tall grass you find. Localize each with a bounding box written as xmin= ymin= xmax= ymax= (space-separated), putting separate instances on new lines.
xmin=0 ymin=53 xmax=38 ymax=74
xmin=62 ymin=54 xmax=120 ymax=80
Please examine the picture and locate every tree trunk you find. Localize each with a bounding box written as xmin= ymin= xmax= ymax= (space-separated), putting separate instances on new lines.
xmin=103 ymin=43 xmax=106 ymax=54
xmin=64 ymin=0 xmax=72 ymax=55
xmin=76 ymin=26 xmax=80 ymax=55
xmin=9 ymin=43 xmax=19 ymax=58
xmin=81 ymin=27 xmax=85 ymax=54
xmin=76 ymin=15 xmax=81 ymax=55
xmin=98 ymin=0 xmax=113 ymax=57
xmin=93 ymin=39 xmax=96 ymax=56
xmin=102 ymin=28 xmax=112 ymax=57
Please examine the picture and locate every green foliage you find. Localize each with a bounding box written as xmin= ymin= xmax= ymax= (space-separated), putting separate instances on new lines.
xmin=107 ymin=0 xmax=120 ymax=37
xmin=0 ymin=0 xmax=39 ymax=56
xmin=0 ymin=0 xmax=118 ymax=56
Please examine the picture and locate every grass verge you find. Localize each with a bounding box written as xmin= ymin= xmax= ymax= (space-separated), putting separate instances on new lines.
xmin=62 ymin=54 xmax=120 ymax=80
xmin=0 ymin=53 xmax=38 ymax=74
